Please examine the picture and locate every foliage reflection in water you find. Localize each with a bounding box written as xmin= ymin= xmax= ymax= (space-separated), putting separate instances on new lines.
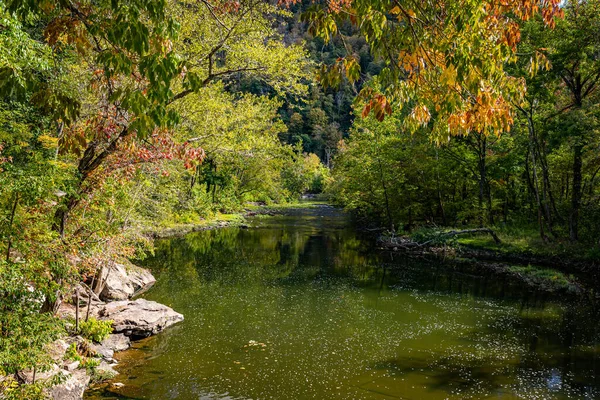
xmin=86 ymin=206 xmax=600 ymax=400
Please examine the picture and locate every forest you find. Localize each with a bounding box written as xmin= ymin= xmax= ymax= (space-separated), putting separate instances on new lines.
xmin=1 ymin=0 xmax=599 ymax=398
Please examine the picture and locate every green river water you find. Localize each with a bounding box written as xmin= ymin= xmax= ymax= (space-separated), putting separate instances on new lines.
xmin=86 ymin=205 xmax=600 ymax=400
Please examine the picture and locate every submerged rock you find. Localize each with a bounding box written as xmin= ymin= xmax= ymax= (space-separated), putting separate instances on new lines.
xmin=98 ymin=263 xmax=156 ymax=301
xmin=98 ymin=299 xmax=184 ymax=338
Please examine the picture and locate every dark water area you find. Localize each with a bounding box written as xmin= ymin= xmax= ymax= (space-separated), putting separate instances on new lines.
xmin=86 ymin=205 xmax=600 ymax=399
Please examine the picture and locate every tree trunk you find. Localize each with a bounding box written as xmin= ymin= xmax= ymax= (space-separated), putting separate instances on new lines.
xmin=477 ymin=135 xmax=490 ymax=227
xmin=376 ymin=157 xmax=393 ymax=232
xmin=525 ymin=147 xmax=548 ymax=241
xmin=570 ymin=143 xmax=583 ymax=241
xmin=44 ymin=129 xmax=130 ymax=314
xmin=435 ymin=150 xmax=447 ymax=225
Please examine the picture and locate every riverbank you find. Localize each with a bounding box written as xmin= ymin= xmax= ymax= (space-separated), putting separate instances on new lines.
xmin=147 ymin=200 xmax=326 ymax=238
xmin=0 ymin=262 xmax=184 ymax=400
xmin=376 ymin=227 xmax=600 ymax=295
xmin=23 ymin=205 xmax=597 ymax=399
xmin=152 ymin=205 xmax=599 ymax=296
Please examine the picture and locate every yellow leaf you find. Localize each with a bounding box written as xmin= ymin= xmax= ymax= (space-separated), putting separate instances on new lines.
xmin=440 ymin=65 xmax=457 ymax=86
xmin=38 ymin=134 xmax=59 ymax=150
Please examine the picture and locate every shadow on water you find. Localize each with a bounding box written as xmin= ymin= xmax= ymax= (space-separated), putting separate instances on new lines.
xmin=86 ymin=205 xmax=600 ymax=400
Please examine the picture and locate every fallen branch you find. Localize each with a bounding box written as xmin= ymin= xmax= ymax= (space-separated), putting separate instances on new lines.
xmin=379 ymin=227 xmax=501 ymax=250
xmin=437 ymin=228 xmax=501 ymax=244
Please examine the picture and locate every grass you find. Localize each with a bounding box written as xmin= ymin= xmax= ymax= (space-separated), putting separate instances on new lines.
xmin=405 ymin=225 xmax=596 ymax=292
xmin=149 ymin=200 xmax=324 ymax=237
xmin=453 ymin=224 xmax=600 ymax=262
xmin=147 ymin=212 xmax=247 ymax=237
xmin=507 ymin=265 xmax=576 ymax=291
xmin=244 ymin=200 xmax=326 ymax=212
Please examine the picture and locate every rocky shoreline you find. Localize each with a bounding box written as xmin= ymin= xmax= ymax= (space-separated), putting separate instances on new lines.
xmin=25 ymin=263 xmax=183 ymax=400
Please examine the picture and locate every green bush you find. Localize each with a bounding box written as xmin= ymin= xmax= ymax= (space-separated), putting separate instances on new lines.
xmin=80 ymin=357 xmax=100 ymax=370
xmin=78 ymin=318 xmax=113 ymax=343
xmin=0 ymin=379 xmax=46 ymax=400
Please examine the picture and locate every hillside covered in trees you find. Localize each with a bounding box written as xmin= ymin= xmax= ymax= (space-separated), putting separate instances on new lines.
xmin=2 ymin=0 xmax=600 ymax=398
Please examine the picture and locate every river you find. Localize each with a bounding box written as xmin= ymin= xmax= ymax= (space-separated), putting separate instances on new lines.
xmin=86 ymin=204 xmax=600 ymax=399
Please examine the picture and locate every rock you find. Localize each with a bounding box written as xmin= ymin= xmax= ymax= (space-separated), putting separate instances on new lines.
xmin=96 ymin=361 xmax=119 ymax=378
xmin=18 ymin=339 xmax=70 ymax=384
xmin=99 ymin=263 xmax=156 ymax=301
xmin=64 ymin=361 xmax=80 ymax=372
xmin=90 ymin=343 xmax=114 ymax=361
xmin=48 ymin=339 xmax=69 ymax=362
xmin=58 ymin=303 xmax=103 ymax=322
xmin=101 ymin=334 xmax=131 ymax=352
xmin=98 ymin=298 xmax=183 ymax=338
xmin=91 ymin=333 xmax=131 ymax=361
xmin=112 ymin=382 xmax=125 ymax=388
xmin=50 ymin=370 xmax=90 ymax=400
xmin=65 ymin=335 xmax=96 ymax=358
xmin=19 ymin=364 xmax=60 ymax=384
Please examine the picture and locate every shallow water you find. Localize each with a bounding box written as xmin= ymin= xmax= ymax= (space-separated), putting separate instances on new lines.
xmin=86 ymin=205 xmax=600 ymax=399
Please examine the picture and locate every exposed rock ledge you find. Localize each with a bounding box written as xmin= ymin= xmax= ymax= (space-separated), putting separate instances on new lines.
xmin=97 ymin=262 xmax=156 ymax=301
xmin=14 ymin=334 xmax=130 ymax=400
xmin=99 ymin=298 xmax=184 ymax=338
xmin=48 ymin=265 xmax=183 ymax=399
xmin=49 ymin=298 xmax=183 ymax=399
xmin=60 ymin=298 xmax=184 ymax=339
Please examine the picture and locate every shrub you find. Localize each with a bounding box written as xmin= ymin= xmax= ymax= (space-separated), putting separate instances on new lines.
xmin=80 ymin=357 xmax=100 ymax=371
xmin=78 ymin=318 xmax=113 ymax=343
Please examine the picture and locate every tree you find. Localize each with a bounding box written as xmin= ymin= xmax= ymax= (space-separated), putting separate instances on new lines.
xmin=544 ymin=0 xmax=600 ymax=240
xmin=286 ymin=0 xmax=562 ymax=140
xmin=509 ymin=0 xmax=600 ymax=241
xmin=1 ymin=0 xmax=312 ymax=312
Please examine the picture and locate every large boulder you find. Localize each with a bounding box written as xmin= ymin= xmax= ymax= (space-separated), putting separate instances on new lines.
xmin=98 ymin=263 xmax=156 ymax=301
xmin=98 ymin=299 xmax=183 ymax=338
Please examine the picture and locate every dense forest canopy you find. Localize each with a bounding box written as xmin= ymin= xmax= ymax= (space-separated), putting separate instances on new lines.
xmin=1 ymin=0 xmax=599 ymax=397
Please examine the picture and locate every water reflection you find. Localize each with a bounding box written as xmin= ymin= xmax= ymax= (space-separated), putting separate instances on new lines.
xmin=86 ymin=205 xmax=600 ymax=400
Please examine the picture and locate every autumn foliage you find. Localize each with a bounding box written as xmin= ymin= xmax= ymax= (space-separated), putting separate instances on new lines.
xmin=285 ymin=0 xmax=563 ymax=140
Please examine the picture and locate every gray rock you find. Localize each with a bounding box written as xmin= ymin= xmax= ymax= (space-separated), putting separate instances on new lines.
xmin=91 ymin=333 xmax=131 ymax=361
xmin=102 ymin=334 xmax=131 ymax=352
xmin=96 ymin=361 xmax=119 ymax=378
xmin=50 ymin=370 xmax=90 ymax=400
xmin=48 ymin=339 xmax=69 ymax=362
xmin=98 ymin=299 xmax=183 ymax=338
xmin=99 ymin=263 xmax=156 ymax=301
xmin=18 ymin=339 xmax=71 ymax=384
xmin=19 ymin=364 xmax=60 ymax=384
xmin=90 ymin=343 xmax=114 ymax=361
xmin=64 ymin=361 xmax=80 ymax=371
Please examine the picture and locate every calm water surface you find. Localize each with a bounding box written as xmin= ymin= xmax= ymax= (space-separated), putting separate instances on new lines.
xmin=86 ymin=205 xmax=600 ymax=399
